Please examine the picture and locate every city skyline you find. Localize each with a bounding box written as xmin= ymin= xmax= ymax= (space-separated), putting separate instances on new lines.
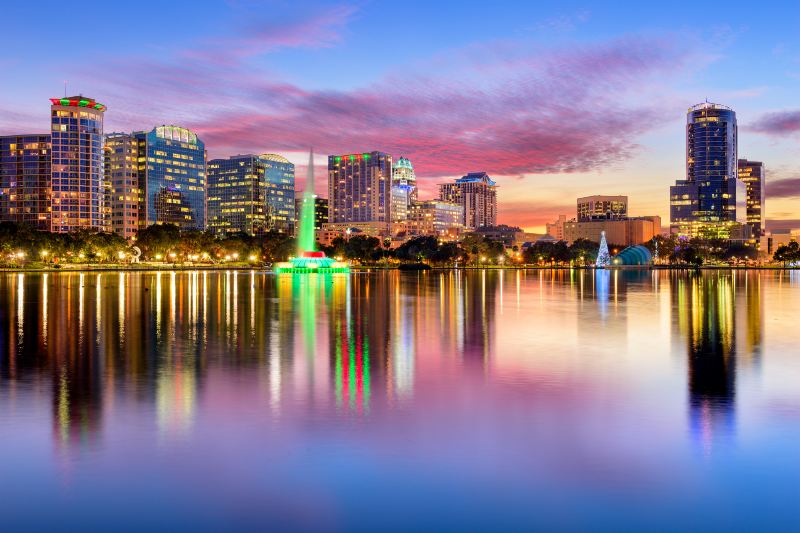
xmin=1 ymin=1 xmax=799 ymax=232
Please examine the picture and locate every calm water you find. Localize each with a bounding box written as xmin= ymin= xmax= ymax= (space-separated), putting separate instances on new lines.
xmin=1 ymin=269 xmax=799 ymax=530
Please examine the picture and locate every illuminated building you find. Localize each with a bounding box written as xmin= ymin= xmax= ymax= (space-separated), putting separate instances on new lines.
xmin=49 ymin=96 xmax=107 ymax=232
xmin=670 ymin=102 xmax=745 ymax=239
xmin=737 ymin=159 xmax=765 ymax=240
xmin=207 ymin=154 xmax=295 ymax=236
xmin=391 ymin=156 xmax=416 ymax=223
xmin=104 ymin=133 xmax=141 ymax=240
xmin=328 ymin=152 xmax=392 ymax=226
xmin=407 ymin=199 xmax=463 ymax=237
xmin=0 ymin=134 xmax=51 ymax=230
xmin=135 ymin=126 xmax=206 ymax=230
xmin=438 ymin=172 xmax=497 ymax=229
xmin=577 ymin=195 xmax=628 ymax=221
xmin=294 ymin=196 xmax=328 ymax=232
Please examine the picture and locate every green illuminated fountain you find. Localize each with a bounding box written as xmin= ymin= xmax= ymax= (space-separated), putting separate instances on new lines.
xmin=274 ymin=150 xmax=349 ymax=274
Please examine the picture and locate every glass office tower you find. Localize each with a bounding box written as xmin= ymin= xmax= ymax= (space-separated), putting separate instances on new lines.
xmin=670 ymin=102 xmax=744 ymax=239
xmin=391 ymin=156 xmax=417 ymax=223
xmin=49 ymin=96 xmax=106 ymax=232
xmin=207 ymin=153 xmax=295 ymax=236
xmin=438 ymin=172 xmax=497 ymax=229
xmin=134 ymin=126 xmax=206 ymax=231
xmin=0 ymin=134 xmax=52 ymax=230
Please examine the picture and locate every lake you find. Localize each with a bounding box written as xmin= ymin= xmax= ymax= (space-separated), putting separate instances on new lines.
xmin=1 ymin=269 xmax=799 ymax=530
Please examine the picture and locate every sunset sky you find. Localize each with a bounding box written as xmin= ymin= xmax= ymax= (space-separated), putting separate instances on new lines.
xmin=2 ymin=0 xmax=799 ymax=232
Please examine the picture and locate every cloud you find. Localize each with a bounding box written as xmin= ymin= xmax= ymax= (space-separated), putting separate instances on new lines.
xmin=767 ymin=177 xmax=800 ymax=198
xmin=749 ymin=110 xmax=800 ymax=135
xmin=148 ymin=36 xmax=692 ymax=181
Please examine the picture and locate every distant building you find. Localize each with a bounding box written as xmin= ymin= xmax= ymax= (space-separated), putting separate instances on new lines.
xmin=670 ymin=102 xmax=744 ymax=239
xmin=473 ymin=224 xmax=541 ymax=248
xmin=546 ymin=214 xmax=568 ymax=241
xmin=438 ymin=172 xmax=497 ymax=229
xmin=295 ymin=196 xmax=328 ymax=232
xmin=391 ymin=156 xmax=417 ymax=223
xmin=577 ymin=195 xmax=627 ymax=222
xmin=564 ymin=217 xmax=661 ymax=246
xmin=207 ymin=153 xmax=294 ymax=237
xmin=328 ymin=152 xmax=392 ymax=226
xmin=407 ymin=199 xmax=463 ymax=237
xmin=50 ymin=96 xmax=107 ymax=232
xmin=0 ymin=134 xmax=51 ymax=230
xmin=738 ymin=159 xmax=765 ymax=240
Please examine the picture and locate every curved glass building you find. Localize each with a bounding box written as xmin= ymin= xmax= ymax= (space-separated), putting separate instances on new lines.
xmin=612 ymin=245 xmax=652 ymax=266
xmin=670 ymin=102 xmax=745 ymax=239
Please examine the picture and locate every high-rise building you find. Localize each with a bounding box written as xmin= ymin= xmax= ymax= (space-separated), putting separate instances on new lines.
xmin=577 ymin=195 xmax=627 ymax=222
xmin=328 ymin=152 xmax=392 ymax=225
xmin=0 ymin=134 xmax=52 ymax=230
xmin=546 ymin=214 xmax=568 ymax=241
xmin=135 ymin=126 xmax=206 ymax=231
xmin=207 ymin=153 xmax=295 ymax=236
xmin=104 ymin=133 xmax=141 ymax=240
xmin=49 ymin=96 xmax=107 ymax=232
xmin=738 ymin=159 xmax=765 ymax=240
xmin=438 ymin=172 xmax=497 ymax=229
xmin=670 ymin=102 xmax=745 ymax=239
xmin=408 ymin=200 xmax=463 ymax=237
xmin=391 ymin=156 xmax=417 ymax=223
xmin=295 ymin=196 xmax=328 ymax=232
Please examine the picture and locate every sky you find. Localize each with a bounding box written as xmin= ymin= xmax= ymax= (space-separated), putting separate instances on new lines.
xmin=1 ymin=0 xmax=799 ymax=232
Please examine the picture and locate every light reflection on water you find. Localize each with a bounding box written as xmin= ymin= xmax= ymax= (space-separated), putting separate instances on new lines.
xmin=0 ymin=269 xmax=799 ymax=530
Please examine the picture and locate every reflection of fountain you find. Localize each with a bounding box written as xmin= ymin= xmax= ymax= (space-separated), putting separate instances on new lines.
xmin=274 ymin=150 xmax=349 ymax=274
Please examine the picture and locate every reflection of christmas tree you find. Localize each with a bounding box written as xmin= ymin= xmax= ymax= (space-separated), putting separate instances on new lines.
xmin=596 ymin=231 xmax=611 ymax=267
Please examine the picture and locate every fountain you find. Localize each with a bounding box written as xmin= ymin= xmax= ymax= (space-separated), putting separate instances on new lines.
xmin=273 ymin=150 xmax=350 ymax=274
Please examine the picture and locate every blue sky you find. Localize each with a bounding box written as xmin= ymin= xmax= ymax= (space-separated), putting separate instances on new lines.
xmin=2 ymin=0 xmax=799 ymax=230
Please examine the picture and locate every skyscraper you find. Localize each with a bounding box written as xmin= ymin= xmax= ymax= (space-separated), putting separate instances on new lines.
xmin=438 ymin=172 xmax=497 ymax=229
xmin=737 ymin=159 xmax=765 ymax=240
xmin=391 ymin=156 xmax=416 ymax=223
xmin=49 ymin=96 xmax=107 ymax=232
xmin=0 ymin=134 xmax=51 ymax=230
xmin=670 ymin=102 xmax=745 ymax=239
xmin=207 ymin=153 xmax=295 ymax=236
xmin=135 ymin=126 xmax=206 ymax=231
xmin=328 ymin=152 xmax=392 ymax=225
xmin=104 ymin=133 xmax=141 ymax=240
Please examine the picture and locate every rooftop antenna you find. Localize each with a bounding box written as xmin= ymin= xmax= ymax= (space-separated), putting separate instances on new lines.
xmin=64 ymin=80 xmax=67 ymax=97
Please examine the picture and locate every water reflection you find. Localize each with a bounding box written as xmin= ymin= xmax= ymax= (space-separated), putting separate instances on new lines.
xmin=0 ymin=269 xmax=793 ymax=528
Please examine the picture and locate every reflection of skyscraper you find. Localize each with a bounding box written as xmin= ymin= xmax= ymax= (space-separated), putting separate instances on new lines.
xmin=675 ymin=273 xmax=737 ymax=452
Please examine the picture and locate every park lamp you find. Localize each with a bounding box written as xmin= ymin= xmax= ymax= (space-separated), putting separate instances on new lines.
xmin=248 ymin=254 xmax=257 ymax=262
xmin=40 ymin=250 xmax=48 ymax=258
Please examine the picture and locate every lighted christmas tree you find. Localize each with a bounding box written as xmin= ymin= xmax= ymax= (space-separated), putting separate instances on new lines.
xmin=596 ymin=231 xmax=611 ymax=267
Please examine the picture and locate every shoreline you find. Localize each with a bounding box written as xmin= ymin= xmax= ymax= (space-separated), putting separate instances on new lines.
xmin=0 ymin=264 xmax=797 ymax=273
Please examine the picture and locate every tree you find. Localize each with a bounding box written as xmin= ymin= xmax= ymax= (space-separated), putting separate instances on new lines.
xmin=774 ymin=241 xmax=800 ymax=267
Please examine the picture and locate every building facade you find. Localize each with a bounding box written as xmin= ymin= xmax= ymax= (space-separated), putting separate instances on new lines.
xmin=391 ymin=156 xmax=417 ymax=223
xmin=577 ymin=195 xmax=628 ymax=222
xmin=0 ymin=134 xmax=51 ymax=230
xmin=438 ymin=172 xmax=497 ymax=229
xmin=737 ymin=159 xmax=765 ymax=240
xmin=670 ymin=102 xmax=745 ymax=238
xmin=135 ymin=126 xmax=206 ymax=231
xmin=49 ymin=96 xmax=107 ymax=232
xmin=563 ymin=217 xmax=661 ymax=247
xmin=207 ymin=153 xmax=294 ymax=236
xmin=295 ymin=196 xmax=328 ymax=232
xmin=328 ymin=152 xmax=392 ymax=225
xmin=407 ymin=200 xmax=463 ymax=237
xmin=104 ymin=133 xmax=141 ymax=240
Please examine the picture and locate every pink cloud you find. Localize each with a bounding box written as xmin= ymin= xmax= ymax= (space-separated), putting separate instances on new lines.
xmin=750 ymin=110 xmax=800 ymax=135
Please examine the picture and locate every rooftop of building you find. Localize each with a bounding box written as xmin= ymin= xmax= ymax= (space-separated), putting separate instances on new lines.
xmin=688 ymin=101 xmax=732 ymax=112
xmin=50 ymin=96 xmax=106 ymax=112
xmin=393 ymin=156 xmax=413 ymax=170
xmin=455 ymin=172 xmax=496 ymax=186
